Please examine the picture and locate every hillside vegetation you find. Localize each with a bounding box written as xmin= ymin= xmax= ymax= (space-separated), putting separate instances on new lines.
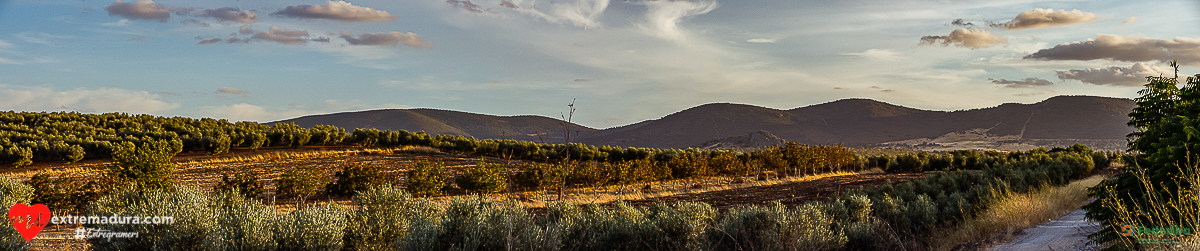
xmin=274 ymin=95 xmax=1136 ymax=149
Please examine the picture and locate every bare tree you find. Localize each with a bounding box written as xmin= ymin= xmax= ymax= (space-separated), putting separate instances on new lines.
xmin=558 ymin=98 xmax=576 ymax=200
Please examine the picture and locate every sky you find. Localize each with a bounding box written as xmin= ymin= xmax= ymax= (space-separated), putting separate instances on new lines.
xmin=0 ymin=0 xmax=1198 ymax=129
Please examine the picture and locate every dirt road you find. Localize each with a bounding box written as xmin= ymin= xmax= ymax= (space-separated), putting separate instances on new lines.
xmin=987 ymin=209 xmax=1103 ymax=251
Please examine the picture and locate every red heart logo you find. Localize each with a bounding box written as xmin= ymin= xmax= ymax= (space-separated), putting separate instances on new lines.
xmin=8 ymin=204 xmax=51 ymax=242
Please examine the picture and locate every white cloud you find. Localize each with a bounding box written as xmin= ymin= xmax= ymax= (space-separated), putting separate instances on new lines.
xmin=340 ymin=31 xmax=434 ymax=48
xmin=104 ymin=0 xmax=174 ymax=22
xmin=989 ymin=77 xmax=1053 ymax=88
xmin=989 ymin=8 xmax=1099 ymax=30
xmin=920 ymin=28 xmax=1006 ymax=49
xmin=1024 ymin=34 xmax=1200 ymax=66
xmin=102 ymin=19 xmax=132 ymax=27
xmin=272 ymin=1 xmax=396 ymax=22
xmin=1056 ymin=62 xmax=1172 ymax=87
xmin=746 ymin=38 xmax=776 ymax=43
xmin=0 ymin=85 xmax=179 ymax=114
xmin=192 ymin=7 xmax=259 ymax=23
xmin=1121 ymin=17 xmax=1137 ymax=24
xmin=15 ymin=32 xmax=70 ymax=45
xmin=636 ymin=0 xmax=719 ymax=43
xmin=840 ymin=48 xmax=901 ymax=61
xmin=0 ymin=40 xmax=52 ymax=65
xmin=217 ymin=87 xmax=249 ymax=94
xmin=504 ymin=0 xmax=610 ymax=28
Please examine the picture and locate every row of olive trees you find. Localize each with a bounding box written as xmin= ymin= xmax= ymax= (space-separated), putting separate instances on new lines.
xmin=0 ymin=110 xmax=348 ymax=166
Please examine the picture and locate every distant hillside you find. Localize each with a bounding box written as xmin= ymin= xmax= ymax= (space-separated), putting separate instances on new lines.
xmin=274 ymin=109 xmax=596 ymax=143
xmin=694 ymin=131 xmax=787 ymax=150
xmin=275 ymin=95 xmax=1136 ymax=151
xmin=576 ymin=96 xmax=1135 ymax=150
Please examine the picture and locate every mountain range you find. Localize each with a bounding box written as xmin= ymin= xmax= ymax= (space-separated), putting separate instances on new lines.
xmin=275 ymin=95 xmax=1135 ymax=151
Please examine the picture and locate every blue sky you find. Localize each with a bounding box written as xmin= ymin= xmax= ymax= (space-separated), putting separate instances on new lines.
xmin=0 ymin=0 xmax=1198 ymax=129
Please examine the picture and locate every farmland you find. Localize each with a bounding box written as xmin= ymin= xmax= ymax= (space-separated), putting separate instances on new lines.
xmin=0 ymin=111 xmax=1120 ymax=250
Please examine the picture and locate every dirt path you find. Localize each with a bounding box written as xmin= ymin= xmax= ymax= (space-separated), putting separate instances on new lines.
xmin=987 ymin=209 xmax=1103 ymax=251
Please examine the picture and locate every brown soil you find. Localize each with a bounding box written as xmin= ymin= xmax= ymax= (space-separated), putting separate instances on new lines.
xmin=621 ymin=172 xmax=928 ymax=210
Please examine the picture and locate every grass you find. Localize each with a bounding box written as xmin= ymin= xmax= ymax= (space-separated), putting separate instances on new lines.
xmin=176 ymin=146 xmax=438 ymax=168
xmin=928 ymin=174 xmax=1106 ymax=250
xmin=1092 ymin=163 xmax=1200 ymax=250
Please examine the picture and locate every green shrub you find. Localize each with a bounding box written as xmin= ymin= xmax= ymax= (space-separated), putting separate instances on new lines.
xmin=108 ymin=139 xmax=178 ymax=191
xmin=205 ymin=134 xmax=231 ymax=154
xmin=894 ymin=154 xmax=927 ymax=172
xmin=756 ymin=149 xmax=789 ymax=174
xmin=710 ymin=151 xmax=749 ymax=176
xmin=85 ymin=186 xmax=215 ymax=251
xmin=905 ymin=194 xmax=938 ymax=235
xmin=248 ymin=133 xmax=267 ymax=150
xmin=345 ymin=185 xmax=442 ymax=251
xmin=668 ymin=154 xmax=710 ymax=179
xmin=455 ymin=158 xmax=508 ymax=194
xmin=276 ymin=166 xmax=329 ymax=199
xmin=405 ymin=160 xmax=447 ymax=197
xmin=711 ymin=201 xmax=846 ymax=250
xmin=205 ymin=190 xmax=277 ymax=251
xmin=567 ymin=161 xmax=610 ymax=186
xmin=642 ymin=201 xmax=718 ymax=250
xmin=1058 ymin=153 xmax=1095 ymax=178
xmin=26 ymin=172 xmax=106 ymax=213
xmin=515 ymin=162 xmax=562 ymax=191
xmin=1090 ymin=151 xmax=1111 ymax=170
xmin=834 ymin=194 xmax=877 ymax=248
xmin=327 ymin=163 xmax=391 ymax=196
xmin=398 ymin=196 xmax=539 ymax=251
xmin=0 ymin=176 xmax=32 ymax=251
xmin=215 ymin=172 xmax=264 ymax=199
xmin=275 ymin=203 xmax=346 ymax=251
xmin=6 ymin=146 xmax=32 ymax=167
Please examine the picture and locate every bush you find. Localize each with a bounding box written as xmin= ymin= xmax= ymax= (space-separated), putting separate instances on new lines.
xmin=0 ymin=176 xmax=32 ymax=251
xmin=27 ymin=172 xmax=107 ymax=213
xmin=215 ymin=172 xmax=264 ymax=199
xmin=711 ymin=201 xmax=846 ymax=250
xmin=248 ymin=133 xmax=267 ymax=150
xmin=399 ymin=196 xmax=538 ymax=250
xmin=85 ymin=186 xmax=215 ymax=251
xmin=455 ymin=158 xmax=508 ymax=194
xmin=205 ymin=190 xmax=277 ymax=251
xmin=327 ymin=163 xmax=391 ymax=196
xmin=6 ymin=146 xmax=32 ymax=167
xmin=108 ymin=139 xmax=178 ymax=191
xmin=514 ymin=162 xmax=562 ymax=191
xmin=405 ymin=160 xmax=447 ymax=197
xmin=894 ymin=154 xmax=927 ymax=172
xmin=274 ymin=203 xmax=346 ymax=251
xmin=642 ymin=201 xmax=718 ymax=250
xmin=668 ymin=154 xmax=710 ymax=179
xmin=275 ymin=166 xmax=329 ymax=199
xmin=345 ymin=185 xmax=442 ymax=251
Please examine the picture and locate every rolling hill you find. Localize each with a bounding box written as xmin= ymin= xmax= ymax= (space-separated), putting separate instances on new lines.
xmin=274 ymin=95 xmax=1136 ymax=150
xmin=275 ymin=109 xmax=596 ymax=143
